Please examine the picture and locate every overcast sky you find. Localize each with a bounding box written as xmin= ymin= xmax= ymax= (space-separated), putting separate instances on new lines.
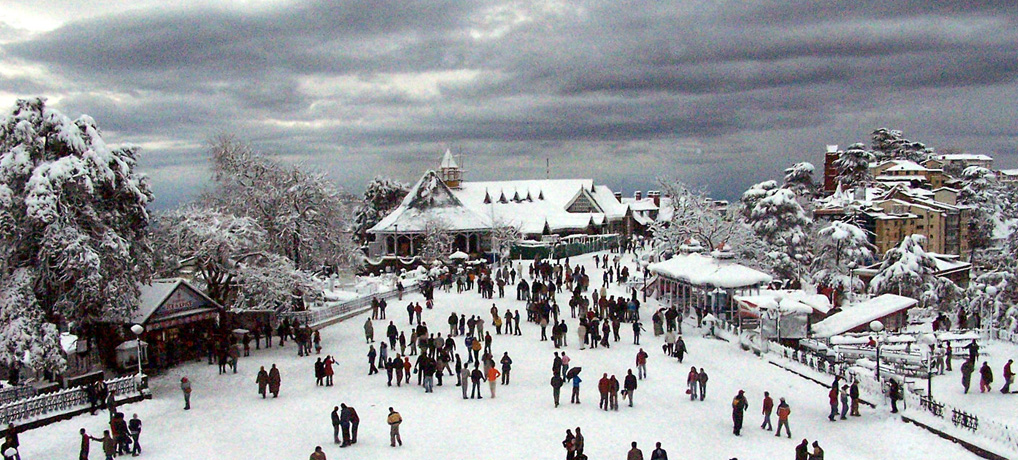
xmin=2 ymin=0 xmax=1016 ymax=208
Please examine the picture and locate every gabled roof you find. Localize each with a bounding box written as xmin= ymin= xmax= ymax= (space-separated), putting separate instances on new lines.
xmin=134 ymin=279 xmax=224 ymax=325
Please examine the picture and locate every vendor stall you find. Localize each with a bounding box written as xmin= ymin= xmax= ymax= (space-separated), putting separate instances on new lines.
xmin=133 ymin=279 xmax=224 ymax=369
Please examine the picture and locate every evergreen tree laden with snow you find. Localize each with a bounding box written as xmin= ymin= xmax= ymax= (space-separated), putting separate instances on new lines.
xmin=833 ymin=143 xmax=875 ymax=189
xmin=810 ymin=221 xmax=874 ymax=306
xmin=354 ymin=176 xmax=409 ymax=244
xmin=870 ymin=128 xmax=933 ymax=163
xmin=782 ymin=162 xmax=817 ymax=199
xmin=869 ymin=234 xmax=959 ymax=310
xmin=958 ymin=166 xmax=1009 ymax=252
xmin=748 ymin=188 xmax=813 ymax=281
xmin=739 ymin=180 xmax=778 ymax=220
xmin=0 ymin=98 xmax=154 ymax=373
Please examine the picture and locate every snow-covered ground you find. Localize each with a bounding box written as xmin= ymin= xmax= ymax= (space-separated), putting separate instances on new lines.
xmin=19 ymin=252 xmax=978 ymax=459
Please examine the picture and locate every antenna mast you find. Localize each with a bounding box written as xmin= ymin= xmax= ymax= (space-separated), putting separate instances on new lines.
xmin=546 ymin=158 xmax=549 ymax=179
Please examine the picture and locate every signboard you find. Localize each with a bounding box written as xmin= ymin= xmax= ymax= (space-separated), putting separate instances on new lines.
xmin=150 ymin=284 xmax=209 ymax=322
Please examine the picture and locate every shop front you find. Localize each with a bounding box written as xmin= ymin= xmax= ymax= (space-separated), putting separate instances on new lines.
xmin=133 ymin=279 xmax=225 ymax=370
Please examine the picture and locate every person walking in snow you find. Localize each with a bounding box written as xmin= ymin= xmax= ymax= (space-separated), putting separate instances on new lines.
xmin=387 ymin=407 xmax=403 ymax=447
xmin=697 ymin=368 xmax=708 ymax=400
xmin=598 ymin=373 xmax=610 ymax=410
xmin=627 ymin=441 xmax=644 ymax=460
xmin=980 ymin=361 xmax=994 ymax=393
xmin=571 ymin=374 xmax=583 ymax=404
xmin=795 ymin=439 xmax=809 ymax=460
xmin=650 ymin=442 xmax=667 ymax=460
xmin=675 ymin=336 xmax=686 ymax=363
xmin=364 ymin=318 xmax=374 ymax=343
xmin=551 ymin=373 xmax=564 ymax=407
xmin=1001 ymin=359 xmax=1014 ymax=393
xmin=827 ymin=385 xmax=839 ymax=421
xmin=761 ymin=391 xmax=773 ymax=431
xmin=624 ymin=369 xmax=637 ymax=407
xmin=500 ymin=352 xmax=513 ymax=385
xmin=809 ymin=440 xmax=825 ymax=460
xmin=180 ymin=377 xmax=192 ymax=410
xmin=887 ymin=378 xmax=901 ymax=413
xmin=775 ymin=397 xmax=792 ymax=438
xmin=90 ymin=430 xmax=116 ymax=460
xmin=961 ymin=358 xmax=975 ymax=393
xmin=470 ymin=365 xmax=484 ymax=399
xmin=636 ymin=348 xmax=648 ymax=380
xmin=686 ymin=367 xmax=699 ymax=401
xmin=849 ymin=380 xmax=861 ymax=416
xmin=839 ymin=384 xmax=849 ymax=419
xmin=562 ymin=429 xmax=576 ymax=460
xmin=632 ymin=320 xmax=645 ymax=345
xmin=128 ymin=413 xmax=142 ymax=456
xmin=731 ymin=389 xmax=749 ymax=436
xmin=268 ymin=364 xmax=281 ymax=398
xmin=339 ymin=404 xmax=352 ymax=447
xmin=348 ymin=405 xmax=360 ymax=444
xmin=331 ymin=406 xmax=341 ymax=444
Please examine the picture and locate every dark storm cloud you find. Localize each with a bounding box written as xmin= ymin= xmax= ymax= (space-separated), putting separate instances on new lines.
xmin=2 ymin=0 xmax=1017 ymax=205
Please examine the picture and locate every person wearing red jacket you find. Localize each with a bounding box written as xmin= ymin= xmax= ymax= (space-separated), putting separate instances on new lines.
xmin=1002 ymin=359 xmax=1015 ymax=393
xmin=598 ymin=373 xmax=611 ymax=410
xmin=686 ymin=367 xmax=699 ymax=401
xmin=636 ymin=349 xmax=649 ymax=380
xmin=761 ymin=391 xmax=774 ymax=431
xmin=775 ymin=398 xmax=792 ymax=438
xmin=827 ymin=386 xmax=839 ymax=422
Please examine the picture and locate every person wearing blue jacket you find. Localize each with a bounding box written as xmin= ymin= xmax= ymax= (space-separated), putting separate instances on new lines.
xmin=571 ymin=375 xmax=582 ymax=404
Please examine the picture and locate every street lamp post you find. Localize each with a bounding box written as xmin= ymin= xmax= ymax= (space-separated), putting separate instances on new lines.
xmin=917 ymin=333 xmax=938 ymax=399
xmin=130 ymin=324 xmax=144 ymax=379
xmin=870 ymin=320 xmax=885 ymax=381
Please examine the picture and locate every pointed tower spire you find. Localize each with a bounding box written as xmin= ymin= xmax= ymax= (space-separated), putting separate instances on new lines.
xmin=439 ymin=148 xmax=463 ymax=189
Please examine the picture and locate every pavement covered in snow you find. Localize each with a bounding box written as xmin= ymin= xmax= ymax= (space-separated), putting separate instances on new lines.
xmin=19 ymin=253 xmax=978 ymax=459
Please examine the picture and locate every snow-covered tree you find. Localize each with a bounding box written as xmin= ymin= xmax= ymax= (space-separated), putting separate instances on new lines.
xmin=0 ymin=98 xmax=153 ymax=372
xmin=833 ymin=143 xmax=875 ymax=188
xmin=152 ymin=208 xmax=265 ymax=306
xmin=203 ymin=135 xmax=357 ymax=271
xmin=489 ymin=217 xmax=523 ymax=264
xmin=0 ymin=268 xmax=65 ymax=375
xmin=354 ymin=176 xmax=409 ymax=244
xmin=869 ymin=235 xmax=959 ymax=309
xmin=654 ymin=182 xmax=736 ymax=251
xmin=810 ymin=221 xmax=874 ymax=305
xmin=739 ymin=180 xmax=778 ymax=220
xmin=748 ymin=189 xmax=813 ymax=280
xmin=871 ymin=128 xmax=933 ymax=163
xmin=233 ymin=253 xmax=322 ymax=311
xmin=958 ymin=166 xmax=1008 ymax=251
xmin=782 ymin=162 xmax=816 ymax=199
xmin=419 ymin=217 xmax=453 ymax=264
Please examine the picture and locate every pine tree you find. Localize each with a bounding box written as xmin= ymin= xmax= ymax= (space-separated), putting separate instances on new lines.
xmin=354 ymin=176 xmax=409 ymax=244
xmin=958 ymin=166 xmax=1008 ymax=252
xmin=870 ymin=128 xmax=933 ymax=163
xmin=833 ymin=143 xmax=875 ymax=188
xmin=748 ymin=189 xmax=813 ymax=280
xmin=782 ymin=162 xmax=816 ymax=199
xmin=869 ymin=235 xmax=958 ymax=309
xmin=0 ymin=98 xmax=153 ymax=373
xmin=810 ymin=221 xmax=874 ymax=305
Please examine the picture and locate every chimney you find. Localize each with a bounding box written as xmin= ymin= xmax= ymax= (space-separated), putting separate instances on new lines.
xmin=613 ymin=192 xmax=622 ymax=201
xmin=649 ymin=190 xmax=661 ymax=207
xmin=634 ymin=191 xmax=643 ymax=200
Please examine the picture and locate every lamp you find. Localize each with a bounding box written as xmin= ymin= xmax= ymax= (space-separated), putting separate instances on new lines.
xmin=917 ymin=333 xmax=938 ymax=398
xmin=870 ymin=320 xmax=884 ymax=380
xmin=130 ymin=324 xmax=144 ymax=380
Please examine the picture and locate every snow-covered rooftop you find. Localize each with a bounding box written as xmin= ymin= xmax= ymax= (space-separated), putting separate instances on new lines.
xmin=735 ymin=290 xmax=832 ymax=315
xmin=440 ymin=149 xmax=459 ymax=169
xmin=812 ymin=294 xmax=918 ymax=338
xmin=648 ymin=253 xmax=772 ymax=289
xmin=369 ymin=170 xmax=628 ymax=236
xmin=931 ymin=153 xmax=993 ymax=162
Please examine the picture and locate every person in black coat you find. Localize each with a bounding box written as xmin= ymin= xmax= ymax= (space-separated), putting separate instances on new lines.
xmin=732 ymin=390 xmax=749 ymax=435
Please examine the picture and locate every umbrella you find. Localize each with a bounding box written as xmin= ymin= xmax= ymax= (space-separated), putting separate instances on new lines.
xmin=565 ymin=366 xmax=582 ymax=379
xmin=232 ymin=328 xmax=250 ymax=335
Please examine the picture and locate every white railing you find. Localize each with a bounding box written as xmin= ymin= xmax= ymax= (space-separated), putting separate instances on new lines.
xmin=0 ymin=374 xmax=144 ymax=425
xmin=280 ymin=283 xmax=420 ymax=327
xmin=0 ymin=386 xmax=37 ymax=406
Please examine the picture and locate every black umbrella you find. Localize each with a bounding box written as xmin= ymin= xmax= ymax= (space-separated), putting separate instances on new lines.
xmin=565 ymin=367 xmax=582 ymax=379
